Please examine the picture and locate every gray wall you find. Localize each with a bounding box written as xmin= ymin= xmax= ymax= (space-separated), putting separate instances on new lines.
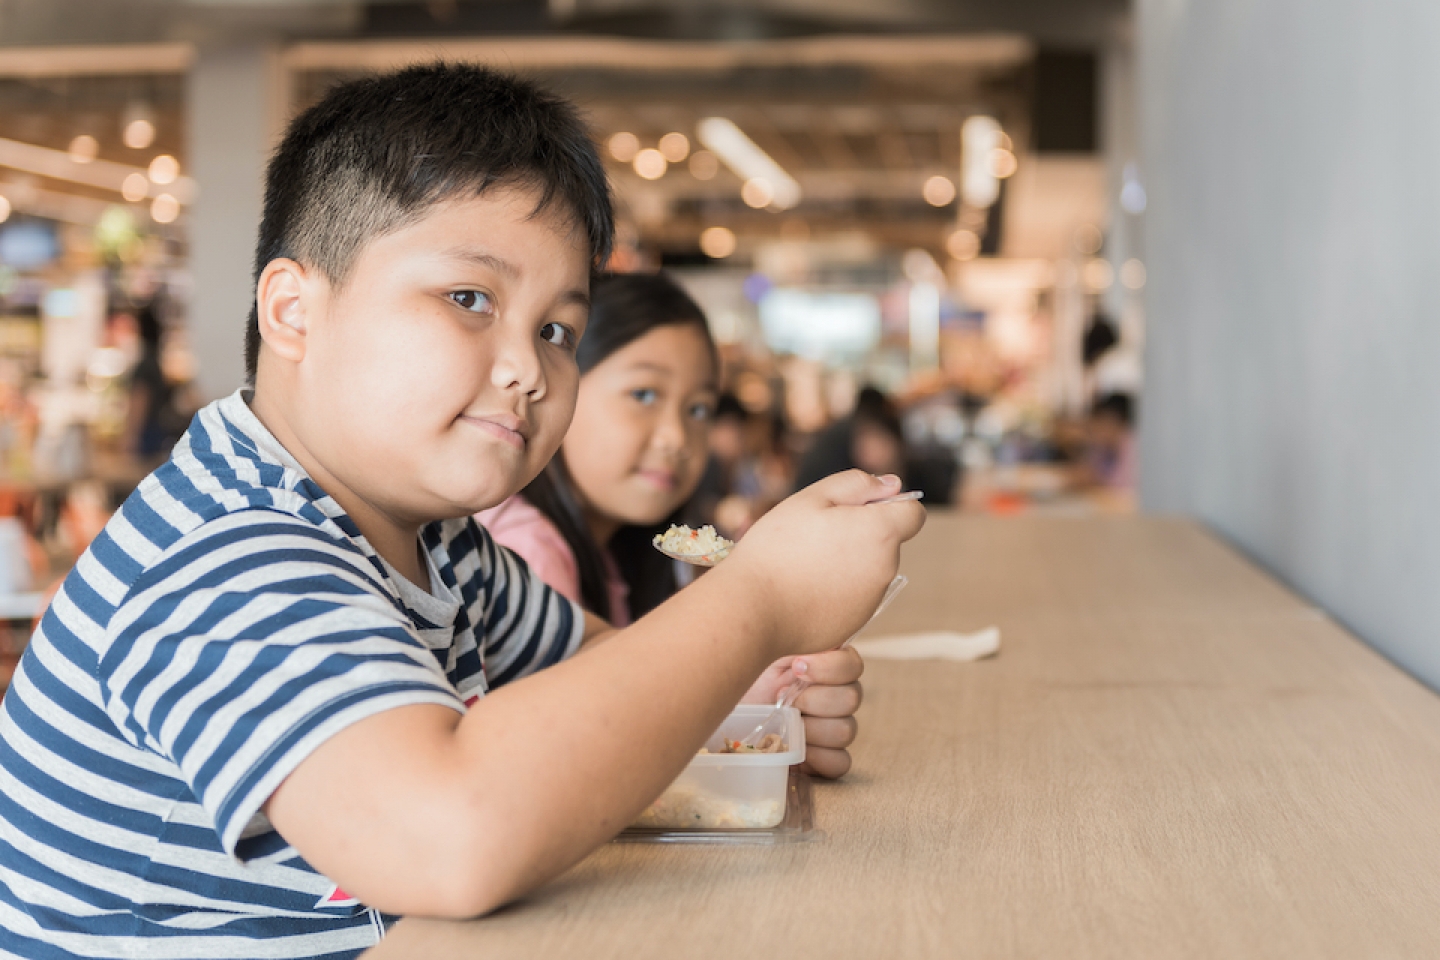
xmin=1138 ymin=0 xmax=1440 ymax=687
xmin=187 ymin=44 xmax=284 ymax=402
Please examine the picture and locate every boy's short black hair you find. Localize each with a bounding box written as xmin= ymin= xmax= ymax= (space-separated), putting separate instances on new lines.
xmin=244 ymin=62 xmax=614 ymax=382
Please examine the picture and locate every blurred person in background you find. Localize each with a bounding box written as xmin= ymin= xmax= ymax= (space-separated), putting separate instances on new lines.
xmin=1078 ymin=392 xmax=1137 ymax=492
xmin=692 ymin=395 xmax=795 ymax=538
xmin=122 ymin=303 xmax=189 ymax=464
xmin=689 ymin=392 xmax=747 ymax=530
xmin=793 ymin=384 xmax=907 ymax=492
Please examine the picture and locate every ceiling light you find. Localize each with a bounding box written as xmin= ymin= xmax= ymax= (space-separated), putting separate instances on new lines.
xmin=946 ymin=229 xmax=980 ymax=261
xmin=989 ymin=148 xmax=1018 ymax=179
xmin=147 ymin=154 xmax=179 ymax=185
xmin=121 ymin=172 xmax=149 ymax=202
xmin=67 ymin=135 xmax=98 ymax=164
xmin=697 ymin=117 xmax=800 ymax=210
xmin=608 ymin=131 xmax=639 ymax=162
xmin=922 ymin=175 xmax=956 ymax=207
xmin=0 ymin=136 xmax=195 ymax=203
xmin=699 ymin=226 xmax=736 ymax=258
xmin=689 ymin=150 xmax=719 ymax=181
xmin=658 ymin=132 xmax=690 ymax=163
xmin=633 ymin=148 xmax=667 ymax=180
xmin=123 ymin=118 xmax=155 ymax=151
xmin=121 ymin=102 xmax=154 ymax=146
xmin=150 ymin=193 xmax=179 ymax=224
xmin=1083 ymin=258 xmax=1115 ymax=291
xmin=740 ymin=178 xmax=774 ymax=209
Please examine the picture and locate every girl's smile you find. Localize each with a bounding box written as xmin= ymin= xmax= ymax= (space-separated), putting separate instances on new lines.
xmin=635 ymin=467 xmax=679 ymax=492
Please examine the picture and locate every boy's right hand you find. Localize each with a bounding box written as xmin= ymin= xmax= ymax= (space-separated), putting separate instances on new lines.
xmin=726 ymin=470 xmax=925 ymax=660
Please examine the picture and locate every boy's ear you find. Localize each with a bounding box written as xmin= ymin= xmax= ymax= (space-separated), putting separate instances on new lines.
xmin=255 ymin=258 xmax=314 ymax=363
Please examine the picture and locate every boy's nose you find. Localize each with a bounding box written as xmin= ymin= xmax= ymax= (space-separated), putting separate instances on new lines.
xmin=491 ymin=331 xmax=545 ymax=398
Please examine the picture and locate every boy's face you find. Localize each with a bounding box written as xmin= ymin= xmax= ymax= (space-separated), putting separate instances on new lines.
xmin=275 ymin=185 xmax=592 ymax=526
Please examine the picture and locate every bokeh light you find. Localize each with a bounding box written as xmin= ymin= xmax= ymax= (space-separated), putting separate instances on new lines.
xmin=700 ymin=226 xmax=737 ymax=258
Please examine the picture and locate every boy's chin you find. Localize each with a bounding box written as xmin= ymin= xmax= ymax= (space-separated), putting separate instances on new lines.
xmin=423 ymin=482 xmax=526 ymax=521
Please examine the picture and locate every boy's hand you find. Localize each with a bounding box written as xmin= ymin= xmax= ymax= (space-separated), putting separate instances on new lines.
xmin=727 ymin=470 xmax=925 ymax=661
xmin=742 ymin=646 xmax=864 ymax=779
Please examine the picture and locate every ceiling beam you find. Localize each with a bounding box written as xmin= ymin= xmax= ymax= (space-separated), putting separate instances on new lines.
xmin=0 ymin=43 xmax=193 ymax=78
xmin=283 ymin=34 xmax=1032 ymax=73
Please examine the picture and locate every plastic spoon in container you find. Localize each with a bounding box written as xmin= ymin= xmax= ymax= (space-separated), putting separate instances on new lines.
xmin=652 ymin=490 xmax=924 ymax=567
xmin=731 ymin=573 xmax=909 ymax=751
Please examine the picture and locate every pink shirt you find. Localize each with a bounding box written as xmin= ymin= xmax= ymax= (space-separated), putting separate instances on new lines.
xmin=476 ymin=496 xmax=631 ymax=627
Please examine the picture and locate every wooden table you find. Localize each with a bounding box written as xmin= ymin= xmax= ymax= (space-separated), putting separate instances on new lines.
xmin=366 ymin=515 xmax=1440 ymax=958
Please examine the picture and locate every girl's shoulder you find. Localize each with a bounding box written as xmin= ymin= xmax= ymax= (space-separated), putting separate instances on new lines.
xmin=478 ymin=495 xmax=550 ymax=535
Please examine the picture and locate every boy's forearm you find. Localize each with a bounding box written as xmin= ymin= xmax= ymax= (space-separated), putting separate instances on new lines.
xmin=268 ymin=558 xmax=781 ymax=918
xmin=460 ymin=558 xmax=782 ymax=875
xmin=578 ymin=610 xmax=617 ymax=647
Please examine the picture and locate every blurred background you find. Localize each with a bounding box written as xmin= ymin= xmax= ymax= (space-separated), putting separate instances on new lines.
xmin=3 ymin=0 xmax=1440 ymax=695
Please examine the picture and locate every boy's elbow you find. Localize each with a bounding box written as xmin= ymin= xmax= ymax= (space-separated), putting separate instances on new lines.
xmin=384 ymin=812 xmax=549 ymax=920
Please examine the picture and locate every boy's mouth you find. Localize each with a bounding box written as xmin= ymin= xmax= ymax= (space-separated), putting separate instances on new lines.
xmin=460 ymin=414 xmax=529 ymax=450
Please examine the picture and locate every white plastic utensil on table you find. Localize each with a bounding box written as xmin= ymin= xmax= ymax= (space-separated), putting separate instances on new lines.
xmin=867 ymin=490 xmax=925 ymax=505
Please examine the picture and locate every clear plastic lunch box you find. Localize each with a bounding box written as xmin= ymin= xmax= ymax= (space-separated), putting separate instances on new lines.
xmin=630 ymin=704 xmax=806 ymax=830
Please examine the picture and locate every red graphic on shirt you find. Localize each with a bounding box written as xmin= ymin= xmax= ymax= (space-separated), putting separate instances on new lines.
xmin=317 ymin=884 xmax=360 ymax=909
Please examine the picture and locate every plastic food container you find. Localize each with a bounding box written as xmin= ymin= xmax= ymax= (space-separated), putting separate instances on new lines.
xmin=632 ymin=705 xmax=806 ymax=830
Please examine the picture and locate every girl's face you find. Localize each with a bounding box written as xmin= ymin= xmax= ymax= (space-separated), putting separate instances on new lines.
xmin=562 ymin=323 xmax=718 ymax=539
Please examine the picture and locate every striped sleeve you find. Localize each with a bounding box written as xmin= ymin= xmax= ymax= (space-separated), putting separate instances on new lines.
xmin=97 ymin=510 xmax=464 ymax=858
xmin=464 ymin=521 xmax=584 ymax=688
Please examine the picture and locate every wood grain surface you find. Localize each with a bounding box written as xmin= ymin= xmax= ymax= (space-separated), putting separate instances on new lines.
xmin=365 ymin=515 xmax=1440 ymax=959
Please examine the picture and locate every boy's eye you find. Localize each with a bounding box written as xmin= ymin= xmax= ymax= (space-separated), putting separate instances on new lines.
xmin=540 ymin=322 xmax=575 ymax=349
xmin=450 ymin=290 xmax=495 ymax=315
xmin=689 ymin=402 xmax=715 ymax=422
xmin=630 ymin=387 xmax=658 ymax=405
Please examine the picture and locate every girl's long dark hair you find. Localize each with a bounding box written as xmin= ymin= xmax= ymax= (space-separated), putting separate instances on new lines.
xmin=520 ymin=271 xmax=717 ymax=621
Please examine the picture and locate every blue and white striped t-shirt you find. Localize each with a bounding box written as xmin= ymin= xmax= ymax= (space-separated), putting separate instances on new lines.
xmin=0 ymin=390 xmax=584 ymax=959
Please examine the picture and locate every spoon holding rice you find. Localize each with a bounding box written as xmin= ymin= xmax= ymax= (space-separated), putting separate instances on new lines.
xmin=651 ymin=490 xmax=923 ymax=567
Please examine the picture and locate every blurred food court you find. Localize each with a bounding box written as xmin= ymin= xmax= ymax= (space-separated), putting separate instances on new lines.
xmin=0 ymin=1 xmax=1140 ymax=669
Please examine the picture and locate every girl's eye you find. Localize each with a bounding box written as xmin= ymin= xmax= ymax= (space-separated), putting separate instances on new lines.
xmin=540 ymin=322 xmax=575 ymax=349
xmin=630 ymin=387 xmax=658 ymax=405
xmin=449 ymin=290 xmax=495 ymax=315
xmin=689 ymin=402 xmax=715 ymax=422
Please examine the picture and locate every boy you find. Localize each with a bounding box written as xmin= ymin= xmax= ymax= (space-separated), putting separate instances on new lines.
xmin=0 ymin=64 xmax=923 ymax=958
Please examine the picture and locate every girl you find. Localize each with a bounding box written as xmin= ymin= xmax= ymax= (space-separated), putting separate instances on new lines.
xmin=479 ymin=271 xmax=863 ymax=777
xmin=477 ymin=270 xmax=715 ymax=627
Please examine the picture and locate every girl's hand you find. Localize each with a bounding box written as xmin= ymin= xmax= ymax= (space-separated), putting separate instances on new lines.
xmin=742 ymin=646 xmax=864 ymax=779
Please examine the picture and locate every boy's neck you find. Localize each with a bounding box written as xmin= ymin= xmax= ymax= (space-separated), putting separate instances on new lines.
xmin=248 ymin=388 xmax=430 ymax=588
